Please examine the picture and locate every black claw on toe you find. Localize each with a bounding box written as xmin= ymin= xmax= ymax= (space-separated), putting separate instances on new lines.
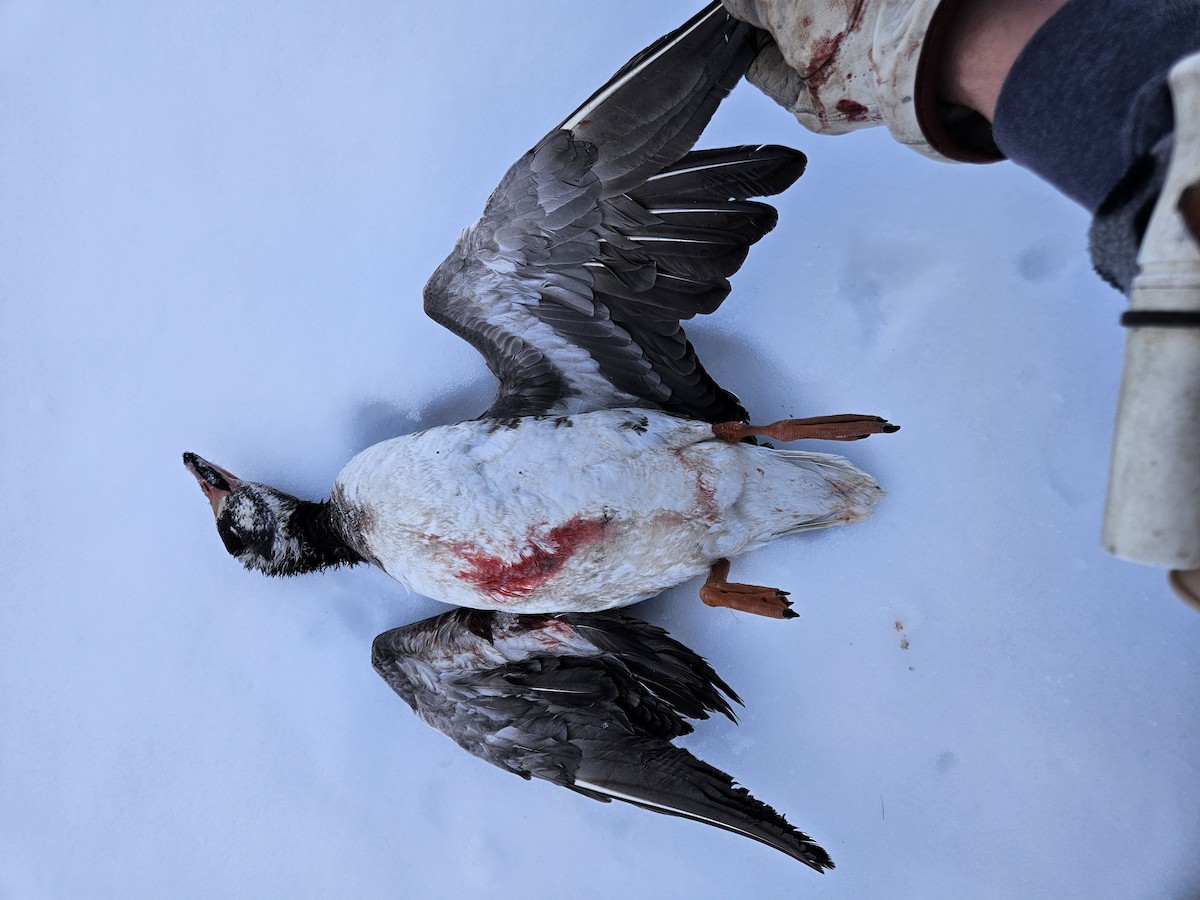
xmin=781 ymin=608 xmax=799 ymax=620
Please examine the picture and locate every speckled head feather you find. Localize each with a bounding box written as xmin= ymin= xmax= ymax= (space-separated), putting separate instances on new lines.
xmin=184 ymin=453 xmax=363 ymax=577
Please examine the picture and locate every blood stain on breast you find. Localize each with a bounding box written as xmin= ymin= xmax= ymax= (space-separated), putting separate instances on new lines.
xmin=456 ymin=516 xmax=607 ymax=598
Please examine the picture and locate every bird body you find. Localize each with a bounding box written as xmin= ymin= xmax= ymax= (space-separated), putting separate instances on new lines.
xmin=180 ymin=1 xmax=887 ymax=868
xmin=184 ymin=3 xmax=893 ymax=617
xmin=333 ymin=409 xmax=881 ymax=612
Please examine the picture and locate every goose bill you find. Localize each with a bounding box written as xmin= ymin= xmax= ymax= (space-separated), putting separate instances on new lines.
xmin=183 ymin=452 xmax=239 ymax=516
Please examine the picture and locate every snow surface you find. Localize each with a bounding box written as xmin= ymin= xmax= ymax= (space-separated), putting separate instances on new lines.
xmin=3 ymin=2 xmax=1199 ymax=898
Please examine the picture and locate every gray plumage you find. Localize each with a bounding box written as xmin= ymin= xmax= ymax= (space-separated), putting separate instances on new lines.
xmin=423 ymin=2 xmax=806 ymax=423
xmin=372 ymin=609 xmax=834 ymax=871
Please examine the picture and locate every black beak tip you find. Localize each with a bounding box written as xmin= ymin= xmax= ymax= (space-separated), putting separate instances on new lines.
xmin=183 ymin=451 xmax=232 ymax=492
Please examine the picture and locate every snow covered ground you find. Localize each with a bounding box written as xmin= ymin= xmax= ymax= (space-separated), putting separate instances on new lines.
xmin=3 ymin=2 xmax=1199 ymax=897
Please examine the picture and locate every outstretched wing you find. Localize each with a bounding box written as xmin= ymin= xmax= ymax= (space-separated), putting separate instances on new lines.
xmin=372 ymin=609 xmax=834 ymax=870
xmin=371 ymin=609 xmax=739 ymax=775
xmin=423 ymin=3 xmax=806 ymax=422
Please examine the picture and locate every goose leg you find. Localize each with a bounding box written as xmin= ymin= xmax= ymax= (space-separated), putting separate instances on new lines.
xmin=712 ymin=414 xmax=899 ymax=443
xmin=699 ymin=559 xmax=797 ymax=619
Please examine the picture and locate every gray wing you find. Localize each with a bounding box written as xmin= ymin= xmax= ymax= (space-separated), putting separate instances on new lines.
xmin=423 ymin=3 xmax=806 ymax=422
xmin=370 ymin=609 xmax=736 ymax=778
xmin=371 ymin=609 xmax=833 ymax=870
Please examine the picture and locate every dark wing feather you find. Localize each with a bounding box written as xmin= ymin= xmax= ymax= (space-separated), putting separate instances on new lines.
xmin=557 ymin=611 xmax=741 ymax=723
xmin=371 ymin=609 xmax=730 ymax=771
xmin=372 ymin=608 xmax=832 ymax=869
xmin=423 ymin=3 xmax=806 ymax=422
xmin=568 ymin=737 xmax=833 ymax=872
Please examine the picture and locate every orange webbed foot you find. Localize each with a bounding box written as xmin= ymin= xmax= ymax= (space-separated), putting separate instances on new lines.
xmin=712 ymin=414 xmax=899 ymax=443
xmin=699 ymin=559 xmax=797 ymax=620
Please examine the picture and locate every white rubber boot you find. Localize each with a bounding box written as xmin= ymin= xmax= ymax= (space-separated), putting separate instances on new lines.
xmin=1100 ymin=51 xmax=1200 ymax=613
xmin=722 ymin=0 xmax=989 ymax=162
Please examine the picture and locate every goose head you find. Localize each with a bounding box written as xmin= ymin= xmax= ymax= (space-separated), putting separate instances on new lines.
xmin=183 ymin=452 xmax=361 ymax=576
